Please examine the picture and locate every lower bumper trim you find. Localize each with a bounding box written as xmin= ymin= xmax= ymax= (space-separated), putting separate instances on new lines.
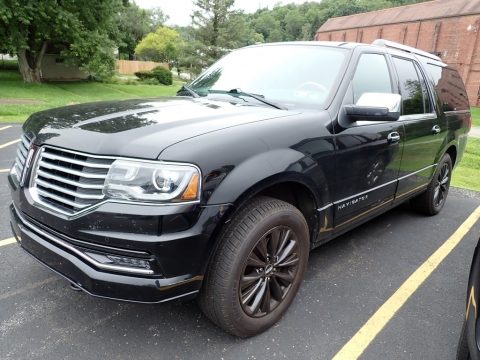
xmin=10 ymin=203 xmax=203 ymax=303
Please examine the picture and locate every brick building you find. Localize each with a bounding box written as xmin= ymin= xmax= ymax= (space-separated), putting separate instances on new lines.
xmin=315 ymin=0 xmax=480 ymax=106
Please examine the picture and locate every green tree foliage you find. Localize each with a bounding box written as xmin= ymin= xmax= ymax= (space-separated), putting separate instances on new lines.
xmin=0 ymin=0 xmax=123 ymax=82
xmin=149 ymin=7 xmax=170 ymax=31
xmin=245 ymin=0 xmax=428 ymax=44
xmin=135 ymin=27 xmax=181 ymax=66
xmin=117 ymin=3 xmax=153 ymax=60
xmin=191 ymin=0 xmax=247 ymax=64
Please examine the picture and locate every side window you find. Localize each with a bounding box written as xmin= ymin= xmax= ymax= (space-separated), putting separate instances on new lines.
xmin=426 ymin=64 xmax=469 ymax=111
xmin=352 ymin=54 xmax=392 ymax=103
xmin=393 ymin=57 xmax=426 ymax=115
xmin=414 ymin=62 xmax=432 ymax=113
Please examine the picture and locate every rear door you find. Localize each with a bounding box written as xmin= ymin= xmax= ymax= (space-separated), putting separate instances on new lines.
xmin=391 ymin=56 xmax=443 ymax=201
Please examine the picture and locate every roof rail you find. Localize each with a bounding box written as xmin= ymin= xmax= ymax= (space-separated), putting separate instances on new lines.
xmin=372 ymin=39 xmax=442 ymax=62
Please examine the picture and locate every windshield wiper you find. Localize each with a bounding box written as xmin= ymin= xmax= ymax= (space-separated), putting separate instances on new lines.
xmin=177 ymin=85 xmax=200 ymax=98
xmin=209 ymin=88 xmax=286 ymax=110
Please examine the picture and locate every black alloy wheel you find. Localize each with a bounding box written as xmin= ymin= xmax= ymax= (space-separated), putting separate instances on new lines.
xmin=239 ymin=226 xmax=300 ymax=317
xmin=411 ymin=153 xmax=452 ymax=216
xmin=198 ymin=196 xmax=309 ymax=337
xmin=433 ymin=162 xmax=450 ymax=208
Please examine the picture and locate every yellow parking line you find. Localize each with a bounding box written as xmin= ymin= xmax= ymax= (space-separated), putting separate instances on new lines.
xmin=0 ymin=169 xmax=9 ymax=173
xmin=0 ymin=237 xmax=17 ymax=247
xmin=0 ymin=125 xmax=12 ymax=131
xmin=333 ymin=205 xmax=480 ymax=360
xmin=0 ymin=138 xmax=20 ymax=150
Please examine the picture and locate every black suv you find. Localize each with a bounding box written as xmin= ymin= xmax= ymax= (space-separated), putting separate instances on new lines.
xmin=9 ymin=40 xmax=471 ymax=337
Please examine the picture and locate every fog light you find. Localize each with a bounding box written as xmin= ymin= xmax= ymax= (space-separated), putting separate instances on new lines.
xmin=84 ymin=251 xmax=151 ymax=270
xmin=107 ymin=255 xmax=151 ymax=270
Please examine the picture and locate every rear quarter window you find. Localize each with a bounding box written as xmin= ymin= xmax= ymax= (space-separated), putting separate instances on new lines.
xmin=426 ymin=64 xmax=469 ymax=111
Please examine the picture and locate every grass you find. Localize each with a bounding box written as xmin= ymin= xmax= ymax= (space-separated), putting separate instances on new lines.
xmin=452 ymin=137 xmax=480 ymax=192
xmin=0 ymin=70 xmax=182 ymax=122
xmin=0 ymin=59 xmax=18 ymax=71
xmin=471 ymin=107 xmax=480 ymax=127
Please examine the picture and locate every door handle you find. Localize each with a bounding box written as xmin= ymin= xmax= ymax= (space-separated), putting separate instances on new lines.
xmin=387 ymin=132 xmax=401 ymax=144
xmin=432 ymin=125 xmax=441 ymax=134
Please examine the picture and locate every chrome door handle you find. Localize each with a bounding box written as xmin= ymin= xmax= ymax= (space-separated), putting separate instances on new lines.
xmin=387 ymin=132 xmax=401 ymax=144
xmin=432 ymin=125 xmax=441 ymax=134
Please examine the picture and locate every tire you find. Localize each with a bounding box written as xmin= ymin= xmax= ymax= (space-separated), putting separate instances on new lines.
xmin=456 ymin=319 xmax=470 ymax=360
xmin=198 ymin=196 xmax=310 ymax=337
xmin=410 ymin=153 xmax=452 ymax=216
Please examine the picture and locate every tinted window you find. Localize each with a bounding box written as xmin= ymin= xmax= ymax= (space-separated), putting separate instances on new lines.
xmin=393 ymin=57 xmax=425 ymax=115
xmin=426 ymin=64 xmax=469 ymax=111
xmin=352 ymin=54 xmax=392 ymax=103
xmin=414 ymin=62 xmax=432 ymax=113
xmin=189 ymin=45 xmax=348 ymax=110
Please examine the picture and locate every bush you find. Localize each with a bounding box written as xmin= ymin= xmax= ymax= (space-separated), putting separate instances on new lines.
xmin=134 ymin=71 xmax=151 ymax=80
xmin=151 ymin=66 xmax=172 ymax=85
xmin=134 ymin=66 xmax=172 ymax=85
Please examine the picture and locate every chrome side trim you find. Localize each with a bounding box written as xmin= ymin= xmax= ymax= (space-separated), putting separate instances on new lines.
xmin=332 ymin=164 xmax=437 ymax=205
xmin=334 ymin=178 xmax=398 ymax=205
xmin=13 ymin=205 xmax=154 ymax=275
xmin=317 ymin=203 xmax=333 ymax=212
xmin=398 ymin=163 xmax=437 ymax=181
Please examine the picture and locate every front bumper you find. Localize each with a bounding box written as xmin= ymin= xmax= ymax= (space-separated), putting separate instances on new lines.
xmin=9 ymin=178 xmax=231 ymax=303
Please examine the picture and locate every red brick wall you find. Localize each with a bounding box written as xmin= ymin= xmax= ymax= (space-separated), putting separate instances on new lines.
xmin=316 ymin=14 xmax=480 ymax=106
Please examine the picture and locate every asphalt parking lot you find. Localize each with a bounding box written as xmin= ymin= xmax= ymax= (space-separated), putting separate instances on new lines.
xmin=1 ymin=124 xmax=480 ymax=360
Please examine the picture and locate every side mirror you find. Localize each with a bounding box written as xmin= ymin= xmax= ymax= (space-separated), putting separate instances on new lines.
xmin=344 ymin=93 xmax=401 ymax=122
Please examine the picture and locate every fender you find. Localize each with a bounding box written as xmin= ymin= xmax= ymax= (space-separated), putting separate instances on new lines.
xmin=206 ymin=148 xmax=328 ymax=208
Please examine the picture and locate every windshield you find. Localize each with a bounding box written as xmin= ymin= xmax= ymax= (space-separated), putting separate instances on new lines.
xmin=189 ymin=44 xmax=349 ymax=110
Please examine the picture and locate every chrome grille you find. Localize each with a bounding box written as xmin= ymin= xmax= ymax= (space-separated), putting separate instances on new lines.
xmin=32 ymin=147 xmax=114 ymax=214
xmin=14 ymin=134 xmax=32 ymax=175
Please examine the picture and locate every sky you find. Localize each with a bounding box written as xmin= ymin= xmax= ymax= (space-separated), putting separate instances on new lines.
xmin=134 ymin=0 xmax=321 ymax=26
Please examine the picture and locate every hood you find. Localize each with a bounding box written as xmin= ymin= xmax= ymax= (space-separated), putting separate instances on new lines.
xmin=24 ymin=97 xmax=297 ymax=159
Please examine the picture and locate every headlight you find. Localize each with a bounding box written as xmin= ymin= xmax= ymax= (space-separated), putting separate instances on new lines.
xmin=103 ymin=160 xmax=201 ymax=202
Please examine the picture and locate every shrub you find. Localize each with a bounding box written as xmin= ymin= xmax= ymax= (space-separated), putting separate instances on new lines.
xmin=134 ymin=67 xmax=172 ymax=85
xmin=134 ymin=71 xmax=151 ymax=80
xmin=151 ymin=66 xmax=172 ymax=85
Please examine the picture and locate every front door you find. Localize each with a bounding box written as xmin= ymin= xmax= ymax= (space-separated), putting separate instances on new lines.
xmin=333 ymin=52 xmax=404 ymax=228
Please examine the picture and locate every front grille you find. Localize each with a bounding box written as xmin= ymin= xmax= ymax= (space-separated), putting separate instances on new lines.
xmin=31 ymin=147 xmax=114 ymax=214
xmin=14 ymin=133 xmax=32 ymax=175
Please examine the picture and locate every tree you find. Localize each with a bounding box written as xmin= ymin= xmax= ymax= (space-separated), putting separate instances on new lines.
xmin=117 ymin=3 xmax=152 ymax=60
xmin=191 ymin=0 xmax=241 ymax=63
xmin=135 ymin=27 xmax=181 ymax=66
xmin=150 ymin=7 xmax=169 ymax=31
xmin=0 ymin=0 xmax=123 ymax=83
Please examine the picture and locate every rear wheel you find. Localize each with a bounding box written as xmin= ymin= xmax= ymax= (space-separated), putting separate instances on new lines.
xmin=410 ymin=153 xmax=452 ymax=216
xmin=198 ymin=196 xmax=309 ymax=337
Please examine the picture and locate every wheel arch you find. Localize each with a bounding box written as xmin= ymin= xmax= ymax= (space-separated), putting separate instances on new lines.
xmin=207 ymin=172 xmax=329 ymax=255
xmin=444 ymin=144 xmax=457 ymax=168
xmin=200 ymin=148 xmax=331 ymax=276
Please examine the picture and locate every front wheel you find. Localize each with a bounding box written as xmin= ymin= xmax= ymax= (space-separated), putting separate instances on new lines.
xmin=410 ymin=153 xmax=452 ymax=216
xmin=198 ymin=196 xmax=310 ymax=337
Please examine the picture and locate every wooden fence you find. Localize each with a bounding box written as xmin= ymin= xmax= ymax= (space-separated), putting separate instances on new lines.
xmin=116 ymin=60 xmax=169 ymax=75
